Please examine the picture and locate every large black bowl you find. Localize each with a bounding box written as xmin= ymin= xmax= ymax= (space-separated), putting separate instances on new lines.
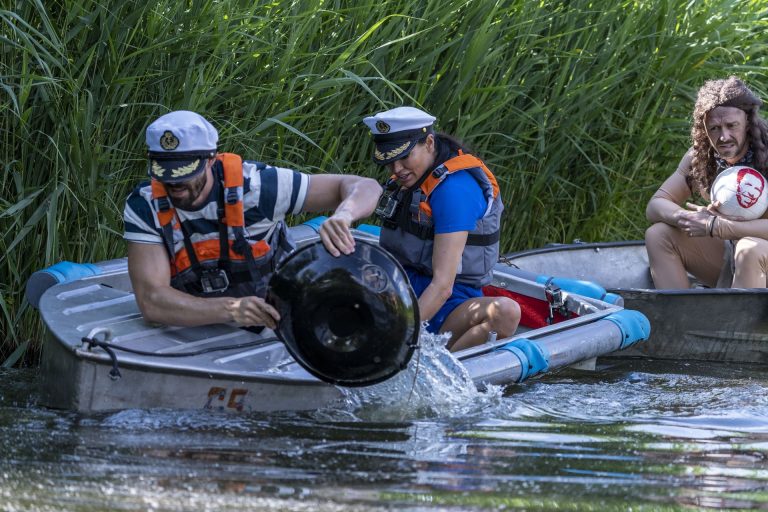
xmin=266 ymin=239 xmax=419 ymax=387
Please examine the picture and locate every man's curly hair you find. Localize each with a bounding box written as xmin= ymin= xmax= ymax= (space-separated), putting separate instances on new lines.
xmin=689 ymin=76 xmax=768 ymax=195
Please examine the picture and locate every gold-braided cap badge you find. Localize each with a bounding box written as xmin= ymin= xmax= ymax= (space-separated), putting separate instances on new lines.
xmin=374 ymin=141 xmax=410 ymax=161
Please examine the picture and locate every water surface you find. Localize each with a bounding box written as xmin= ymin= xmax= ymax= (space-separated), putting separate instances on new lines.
xmin=2 ymin=345 xmax=768 ymax=511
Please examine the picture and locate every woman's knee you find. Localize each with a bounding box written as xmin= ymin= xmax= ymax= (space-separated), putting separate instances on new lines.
xmin=491 ymin=297 xmax=520 ymax=336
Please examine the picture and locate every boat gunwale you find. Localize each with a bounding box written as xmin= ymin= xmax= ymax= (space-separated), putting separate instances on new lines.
xmin=38 ymin=262 xmax=628 ymax=385
xmin=504 ymin=240 xmax=768 ymax=297
xmin=45 ymin=331 xmax=328 ymax=386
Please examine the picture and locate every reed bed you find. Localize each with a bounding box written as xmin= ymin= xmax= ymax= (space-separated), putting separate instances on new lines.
xmin=1 ymin=0 xmax=766 ymax=361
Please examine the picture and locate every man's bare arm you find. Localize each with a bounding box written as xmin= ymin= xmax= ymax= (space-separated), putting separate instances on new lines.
xmin=127 ymin=242 xmax=280 ymax=328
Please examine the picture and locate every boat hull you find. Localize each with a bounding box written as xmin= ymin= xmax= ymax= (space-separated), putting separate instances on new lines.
xmin=503 ymin=241 xmax=768 ymax=363
xmin=32 ymin=228 xmax=650 ymax=412
xmin=39 ymin=330 xmax=343 ymax=413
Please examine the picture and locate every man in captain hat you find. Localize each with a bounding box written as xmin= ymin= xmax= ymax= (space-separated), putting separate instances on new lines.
xmin=124 ymin=110 xmax=382 ymax=329
xmin=363 ymin=106 xmax=520 ymax=352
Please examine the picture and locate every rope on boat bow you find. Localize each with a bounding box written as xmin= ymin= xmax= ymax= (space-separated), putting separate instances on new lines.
xmin=81 ymin=328 xmax=122 ymax=381
xmin=80 ymin=327 xmax=281 ymax=382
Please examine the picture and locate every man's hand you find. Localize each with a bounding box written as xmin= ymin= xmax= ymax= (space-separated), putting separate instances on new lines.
xmin=228 ymin=296 xmax=281 ymax=329
xmin=706 ymin=199 xmax=748 ymax=221
xmin=302 ymin=174 xmax=382 ymax=256
xmin=676 ymin=203 xmax=715 ymax=237
xmin=318 ymin=211 xmax=356 ymax=256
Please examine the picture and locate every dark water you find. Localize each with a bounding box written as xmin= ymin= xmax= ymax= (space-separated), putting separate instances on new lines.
xmin=3 ymin=342 xmax=768 ymax=511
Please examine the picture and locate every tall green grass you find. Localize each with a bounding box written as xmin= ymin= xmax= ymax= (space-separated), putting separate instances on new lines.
xmin=2 ymin=0 xmax=767 ymax=361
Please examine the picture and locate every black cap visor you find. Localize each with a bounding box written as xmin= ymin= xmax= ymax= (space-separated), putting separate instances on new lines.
xmin=371 ymin=127 xmax=431 ymax=166
xmin=148 ymin=150 xmax=214 ymax=183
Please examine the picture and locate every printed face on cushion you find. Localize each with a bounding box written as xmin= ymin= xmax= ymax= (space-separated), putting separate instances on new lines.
xmin=164 ymin=158 xmax=213 ymax=210
xmin=736 ymin=167 xmax=765 ymax=209
xmin=706 ymin=106 xmax=749 ymax=163
xmin=387 ymin=135 xmax=436 ymax=189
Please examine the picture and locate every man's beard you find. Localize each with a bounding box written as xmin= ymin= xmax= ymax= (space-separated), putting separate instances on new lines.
xmin=166 ymin=175 xmax=207 ymax=210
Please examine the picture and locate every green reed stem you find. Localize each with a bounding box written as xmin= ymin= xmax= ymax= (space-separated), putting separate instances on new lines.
xmin=1 ymin=0 xmax=766 ymax=360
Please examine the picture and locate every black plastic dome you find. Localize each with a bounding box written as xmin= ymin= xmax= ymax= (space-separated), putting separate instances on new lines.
xmin=266 ymin=239 xmax=419 ymax=387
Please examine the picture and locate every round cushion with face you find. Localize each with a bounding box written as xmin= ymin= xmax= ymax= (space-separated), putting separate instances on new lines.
xmin=711 ymin=166 xmax=768 ymax=220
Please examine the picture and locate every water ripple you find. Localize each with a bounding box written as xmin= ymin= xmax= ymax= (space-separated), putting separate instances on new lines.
xmin=3 ymin=358 xmax=768 ymax=510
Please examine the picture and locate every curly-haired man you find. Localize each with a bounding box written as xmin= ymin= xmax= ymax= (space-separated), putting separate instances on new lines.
xmin=645 ymin=76 xmax=768 ymax=289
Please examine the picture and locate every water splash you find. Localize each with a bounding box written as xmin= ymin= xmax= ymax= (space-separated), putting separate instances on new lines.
xmin=330 ymin=327 xmax=502 ymax=421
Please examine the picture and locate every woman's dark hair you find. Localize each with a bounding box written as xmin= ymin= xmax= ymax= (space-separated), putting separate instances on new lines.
xmin=429 ymin=132 xmax=475 ymax=166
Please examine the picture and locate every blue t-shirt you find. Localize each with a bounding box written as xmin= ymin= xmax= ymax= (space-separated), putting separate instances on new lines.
xmin=429 ymin=169 xmax=487 ymax=234
xmin=407 ymin=169 xmax=488 ymax=333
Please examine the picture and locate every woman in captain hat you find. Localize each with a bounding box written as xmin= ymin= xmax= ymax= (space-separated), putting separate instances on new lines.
xmin=363 ymin=106 xmax=520 ymax=351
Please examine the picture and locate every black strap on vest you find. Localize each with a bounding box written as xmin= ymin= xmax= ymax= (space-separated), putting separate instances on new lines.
xmin=169 ymin=173 xmax=228 ymax=281
xmin=156 ymin=194 xmax=178 ymax=272
xmin=396 ymin=218 xmax=499 ymax=245
xmin=216 ymin=163 xmax=263 ymax=285
xmin=388 ymin=185 xmax=500 ymax=246
xmin=179 ymin=220 xmax=203 ymax=271
xmin=467 ymin=230 xmax=500 ymax=246
xmin=214 ymin=173 xmax=230 ymax=271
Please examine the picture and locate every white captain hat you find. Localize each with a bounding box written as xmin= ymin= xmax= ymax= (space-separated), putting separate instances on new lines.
xmin=146 ymin=110 xmax=218 ymax=183
xmin=363 ymin=106 xmax=436 ymax=165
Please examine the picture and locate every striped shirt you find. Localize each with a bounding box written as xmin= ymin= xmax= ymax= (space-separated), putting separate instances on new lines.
xmin=123 ymin=160 xmax=310 ymax=252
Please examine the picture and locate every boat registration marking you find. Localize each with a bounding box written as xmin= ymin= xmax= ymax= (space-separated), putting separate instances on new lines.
xmin=204 ymin=386 xmax=248 ymax=412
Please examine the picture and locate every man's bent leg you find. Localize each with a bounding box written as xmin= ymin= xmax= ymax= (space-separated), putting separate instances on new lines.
xmin=732 ymin=237 xmax=768 ymax=288
xmin=645 ymin=222 xmax=723 ymax=289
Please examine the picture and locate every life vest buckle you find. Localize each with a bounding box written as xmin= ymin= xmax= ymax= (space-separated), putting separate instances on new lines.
xmin=431 ymin=166 xmax=446 ymax=179
xmin=225 ymin=186 xmax=240 ymax=205
xmin=156 ymin=196 xmax=171 ymax=212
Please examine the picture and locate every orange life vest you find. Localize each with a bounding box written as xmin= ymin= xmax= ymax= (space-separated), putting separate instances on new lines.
xmin=151 ymin=153 xmax=284 ymax=296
